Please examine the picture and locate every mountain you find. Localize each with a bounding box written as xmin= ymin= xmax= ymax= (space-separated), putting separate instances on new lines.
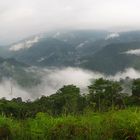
xmin=2 ymin=30 xmax=140 ymax=74
xmin=0 ymin=46 xmax=9 ymax=58
xmin=6 ymin=30 xmax=109 ymax=67
xmin=82 ymin=41 xmax=140 ymax=74
xmin=0 ymin=57 xmax=40 ymax=87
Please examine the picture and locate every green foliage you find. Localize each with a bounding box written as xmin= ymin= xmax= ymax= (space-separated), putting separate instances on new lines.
xmin=132 ymin=79 xmax=140 ymax=97
xmin=0 ymin=78 xmax=136 ymax=118
xmin=88 ymin=78 xmax=123 ymax=111
xmin=0 ymin=78 xmax=140 ymax=139
xmin=0 ymin=109 xmax=139 ymax=139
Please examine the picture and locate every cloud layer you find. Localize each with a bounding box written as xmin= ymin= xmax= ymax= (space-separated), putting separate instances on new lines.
xmin=0 ymin=67 xmax=140 ymax=101
xmin=125 ymin=49 xmax=140 ymax=56
xmin=1 ymin=0 xmax=140 ymax=44
xmin=9 ymin=35 xmax=41 ymax=51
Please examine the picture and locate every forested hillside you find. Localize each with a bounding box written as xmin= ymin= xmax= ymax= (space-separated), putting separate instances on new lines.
xmin=1 ymin=30 xmax=140 ymax=74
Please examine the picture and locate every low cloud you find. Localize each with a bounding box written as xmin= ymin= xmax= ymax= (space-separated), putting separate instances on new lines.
xmin=38 ymin=67 xmax=103 ymax=95
xmin=0 ymin=67 xmax=104 ymax=101
xmin=125 ymin=49 xmax=140 ymax=56
xmin=108 ymin=68 xmax=140 ymax=80
xmin=105 ymin=33 xmax=120 ymax=40
xmin=0 ymin=79 xmax=32 ymax=101
xmin=9 ymin=35 xmax=41 ymax=51
xmin=0 ymin=67 xmax=140 ymax=101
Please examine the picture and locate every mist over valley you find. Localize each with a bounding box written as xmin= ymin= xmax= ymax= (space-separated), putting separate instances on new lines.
xmin=1 ymin=30 xmax=140 ymax=100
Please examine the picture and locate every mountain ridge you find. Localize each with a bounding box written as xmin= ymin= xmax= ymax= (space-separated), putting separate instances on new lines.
xmin=1 ymin=30 xmax=140 ymax=74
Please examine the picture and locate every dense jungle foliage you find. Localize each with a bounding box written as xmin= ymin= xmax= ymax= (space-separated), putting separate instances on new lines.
xmin=0 ymin=78 xmax=140 ymax=139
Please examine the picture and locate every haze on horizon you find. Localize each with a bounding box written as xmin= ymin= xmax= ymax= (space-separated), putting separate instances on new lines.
xmin=1 ymin=0 xmax=140 ymax=45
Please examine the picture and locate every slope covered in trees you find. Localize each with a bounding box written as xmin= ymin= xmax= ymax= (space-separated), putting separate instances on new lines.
xmin=2 ymin=30 xmax=140 ymax=74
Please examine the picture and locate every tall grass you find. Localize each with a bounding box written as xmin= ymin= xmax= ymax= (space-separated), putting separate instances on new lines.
xmin=0 ymin=108 xmax=140 ymax=140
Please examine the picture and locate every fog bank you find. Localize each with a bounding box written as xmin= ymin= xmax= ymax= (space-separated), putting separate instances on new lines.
xmin=0 ymin=67 xmax=140 ymax=101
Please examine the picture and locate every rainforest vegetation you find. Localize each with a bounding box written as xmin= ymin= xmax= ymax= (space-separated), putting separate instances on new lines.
xmin=0 ymin=78 xmax=140 ymax=139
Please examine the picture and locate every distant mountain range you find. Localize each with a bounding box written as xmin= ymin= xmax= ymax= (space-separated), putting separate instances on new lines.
xmin=1 ymin=30 xmax=140 ymax=75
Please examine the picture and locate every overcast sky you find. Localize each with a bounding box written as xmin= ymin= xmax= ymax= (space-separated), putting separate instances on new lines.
xmin=1 ymin=0 xmax=140 ymax=45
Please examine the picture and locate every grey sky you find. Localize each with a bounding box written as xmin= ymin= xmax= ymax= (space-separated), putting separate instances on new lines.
xmin=1 ymin=0 xmax=140 ymax=45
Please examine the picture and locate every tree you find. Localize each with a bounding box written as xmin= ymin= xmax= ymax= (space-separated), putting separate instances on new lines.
xmin=132 ymin=79 xmax=140 ymax=98
xmin=88 ymin=78 xmax=123 ymax=111
xmin=48 ymin=85 xmax=81 ymax=115
xmin=88 ymin=78 xmax=109 ymax=111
